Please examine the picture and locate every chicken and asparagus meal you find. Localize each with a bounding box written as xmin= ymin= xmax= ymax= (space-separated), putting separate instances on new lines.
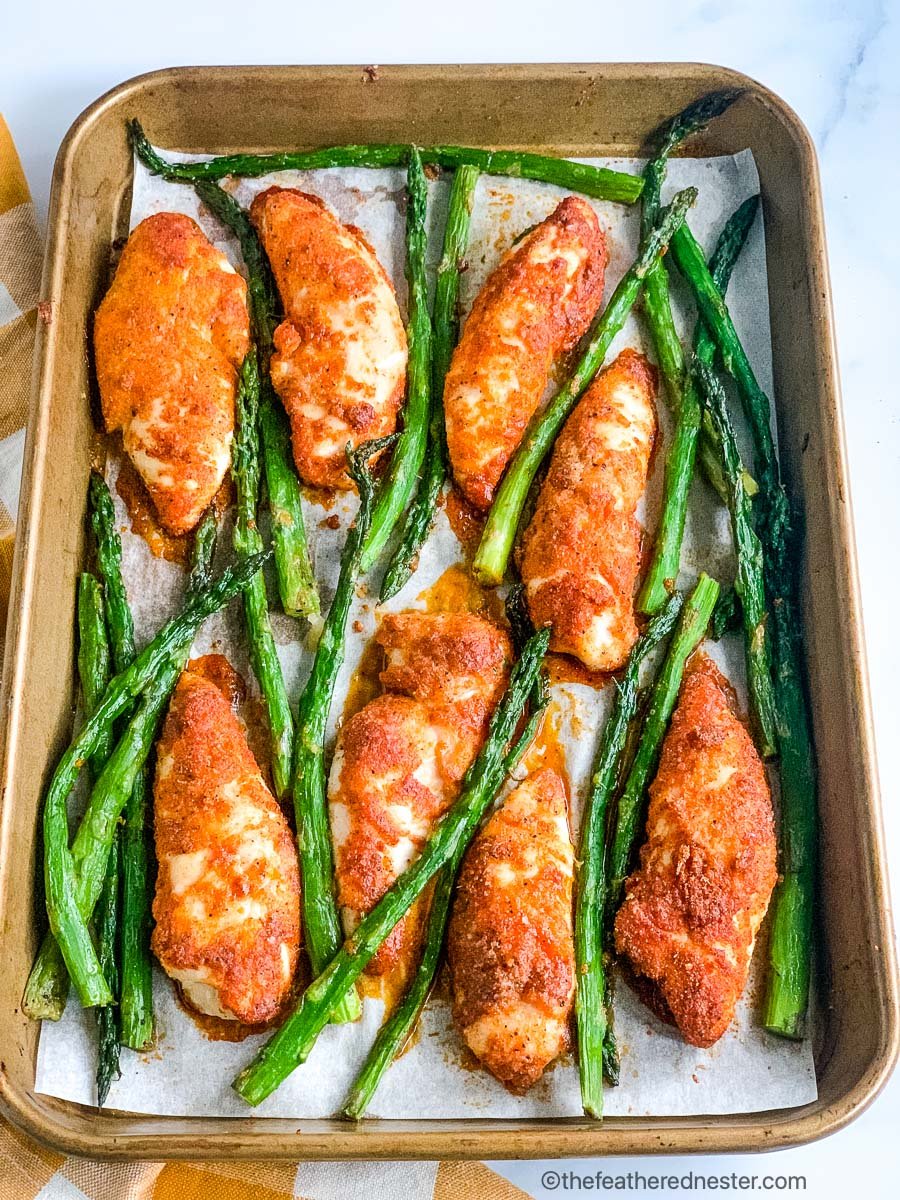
xmin=24 ymin=90 xmax=817 ymax=1119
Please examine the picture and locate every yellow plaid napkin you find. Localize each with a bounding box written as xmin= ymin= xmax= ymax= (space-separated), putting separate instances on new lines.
xmin=0 ymin=114 xmax=533 ymax=1200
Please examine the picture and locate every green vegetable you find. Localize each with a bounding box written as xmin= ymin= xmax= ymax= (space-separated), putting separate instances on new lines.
xmin=472 ymin=187 xmax=697 ymax=587
xmin=31 ymin=551 xmax=269 ymax=1012
xmin=576 ymin=593 xmax=683 ymax=1119
xmin=189 ymin=506 xmax=219 ymax=591
xmin=668 ymin=221 xmax=818 ymax=1037
xmin=75 ymin=570 xmax=121 ymax=1100
xmin=193 ymin=180 xmax=318 ymax=619
xmin=233 ymin=350 xmax=295 ymax=799
xmin=360 ymin=147 xmax=433 ymax=572
xmin=293 ymin=436 xmax=398 ymax=1025
xmin=89 ymin=472 xmax=154 ymax=1051
xmin=698 ymin=361 xmax=777 ymax=757
xmin=94 ymin=836 xmax=121 ymax=1105
xmin=380 ymin=163 xmax=479 ymax=601
xmin=233 ymin=626 xmax=551 ymax=1105
xmin=639 ymin=89 xmax=743 ymax=414
xmin=342 ymin=669 xmax=548 ymax=1119
xmin=638 ymin=195 xmax=759 ymax=615
xmin=129 ymin=121 xmax=643 ymax=203
xmin=710 ymin=585 xmax=741 ymax=640
xmin=76 ymin=574 xmax=112 ymax=768
xmin=606 ymin=574 xmax=719 ymax=927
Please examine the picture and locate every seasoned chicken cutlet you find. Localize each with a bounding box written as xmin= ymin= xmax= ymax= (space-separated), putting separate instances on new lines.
xmin=518 ymin=349 xmax=658 ymax=672
xmin=250 ymin=186 xmax=407 ymax=488
xmin=94 ymin=213 xmax=249 ymax=535
xmin=329 ymin=612 xmax=511 ymax=980
xmin=614 ymin=656 xmax=777 ymax=1048
xmin=152 ymin=660 xmax=301 ymax=1025
xmin=443 ymin=195 xmax=607 ymax=510
xmin=448 ymin=769 xmax=576 ymax=1093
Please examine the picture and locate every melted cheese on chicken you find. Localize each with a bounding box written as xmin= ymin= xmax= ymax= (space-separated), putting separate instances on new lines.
xmin=518 ymin=348 xmax=658 ymax=671
xmin=448 ymin=769 xmax=576 ymax=1093
xmin=614 ymin=656 xmax=778 ymax=1048
xmin=151 ymin=663 xmax=300 ymax=1024
xmin=250 ymin=187 xmax=407 ymax=488
xmin=443 ymin=196 xmax=607 ymax=510
xmin=93 ymin=213 xmax=249 ymax=535
xmin=328 ymin=612 xmax=511 ymax=980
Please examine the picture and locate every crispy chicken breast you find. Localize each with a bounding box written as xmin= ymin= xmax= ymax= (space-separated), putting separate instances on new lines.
xmin=329 ymin=612 xmax=512 ymax=980
xmin=448 ymin=769 xmax=576 ymax=1093
xmin=94 ymin=213 xmax=249 ymax=535
xmin=443 ymin=195 xmax=607 ymax=510
xmin=614 ymin=656 xmax=778 ymax=1048
xmin=152 ymin=660 xmax=301 ymax=1025
xmin=518 ymin=349 xmax=658 ymax=672
xmin=250 ymin=186 xmax=407 ymax=488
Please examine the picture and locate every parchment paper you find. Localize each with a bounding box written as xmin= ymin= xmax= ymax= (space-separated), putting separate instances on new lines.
xmin=35 ymin=147 xmax=818 ymax=1118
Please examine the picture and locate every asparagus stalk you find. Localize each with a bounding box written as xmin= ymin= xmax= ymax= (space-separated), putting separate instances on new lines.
xmin=32 ymin=551 xmax=269 ymax=1010
xmin=129 ymin=121 xmax=643 ymax=203
xmin=193 ymin=180 xmax=318 ymax=619
xmin=342 ymin=671 xmax=548 ymax=1119
xmin=638 ymin=195 xmax=760 ymax=615
xmin=698 ymin=361 xmax=777 ymax=757
xmin=189 ymin=505 xmax=219 ymax=591
xmin=668 ymin=223 xmax=818 ymax=1037
xmin=360 ymin=147 xmax=433 ymax=572
xmin=472 ymin=187 xmax=697 ymax=587
xmin=380 ymin=163 xmax=479 ymax=601
xmin=234 ymin=626 xmax=551 ymax=1105
xmin=710 ymin=584 xmax=741 ymax=640
xmin=605 ymin=574 xmax=719 ymax=928
xmin=232 ymin=350 xmax=295 ymax=799
xmin=95 ymin=836 xmax=121 ymax=1105
xmin=75 ymin=573 xmax=120 ymax=1100
xmin=89 ymin=472 xmax=155 ymax=1050
xmin=293 ymin=435 xmax=398 ymax=1024
xmin=76 ymin=574 xmax=112 ymax=767
xmin=639 ymin=90 xmax=743 ymax=413
xmin=576 ymin=592 xmax=683 ymax=1120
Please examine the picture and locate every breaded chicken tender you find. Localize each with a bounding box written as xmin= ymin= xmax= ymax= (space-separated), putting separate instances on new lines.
xmin=151 ymin=660 xmax=301 ymax=1025
xmin=329 ymin=612 xmax=511 ymax=980
xmin=250 ymin=186 xmax=407 ymax=488
xmin=94 ymin=213 xmax=249 ymax=535
xmin=614 ymin=656 xmax=777 ymax=1048
xmin=518 ymin=348 xmax=658 ymax=672
xmin=448 ymin=769 xmax=576 ymax=1093
xmin=443 ymin=195 xmax=607 ymax=510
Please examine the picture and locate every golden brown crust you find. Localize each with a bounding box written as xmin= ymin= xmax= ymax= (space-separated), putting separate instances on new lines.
xmin=329 ymin=613 xmax=512 ymax=978
xmin=518 ymin=348 xmax=658 ymax=672
xmin=94 ymin=213 xmax=249 ymax=535
xmin=444 ymin=196 xmax=608 ymax=510
xmin=250 ymin=187 xmax=406 ymax=489
xmin=151 ymin=663 xmax=301 ymax=1024
xmin=614 ymin=656 xmax=778 ymax=1048
xmin=448 ymin=769 xmax=576 ymax=1093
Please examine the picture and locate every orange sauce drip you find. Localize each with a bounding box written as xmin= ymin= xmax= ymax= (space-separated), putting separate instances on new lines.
xmin=416 ymin=563 xmax=505 ymax=624
xmin=341 ymin=638 xmax=384 ymax=728
xmin=115 ymin=459 xmax=232 ymax=565
xmin=115 ymin=458 xmax=188 ymax=564
xmin=444 ymin=488 xmax=486 ymax=559
xmin=302 ymin=483 xmax=339 ymax=510
xmin=546 ymin=653 xmax=613 ymax=691
xmin=519 ymin=704 xmax=571 ymax=806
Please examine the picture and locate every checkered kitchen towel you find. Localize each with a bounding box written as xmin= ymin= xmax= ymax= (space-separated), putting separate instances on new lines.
xmin=0 ymin=113 xmax=533 ymax=1200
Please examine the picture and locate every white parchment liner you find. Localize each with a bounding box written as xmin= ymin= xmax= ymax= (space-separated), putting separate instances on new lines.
xmin=35 ymin=148 xmax=817 ymax=1118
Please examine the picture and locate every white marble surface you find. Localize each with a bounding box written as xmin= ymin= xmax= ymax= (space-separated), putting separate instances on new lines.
xmin=2 ymin=1 xmax=899 ymax=1195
